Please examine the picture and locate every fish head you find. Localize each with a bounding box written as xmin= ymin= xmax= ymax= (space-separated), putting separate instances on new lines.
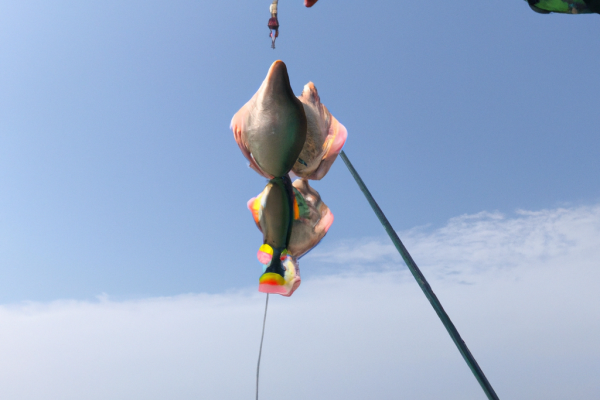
xmin=232 ymin=60 xmax=307 ymax=178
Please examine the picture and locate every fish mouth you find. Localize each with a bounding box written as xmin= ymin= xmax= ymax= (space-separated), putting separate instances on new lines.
xmin=258 ymin=60 xmax=296 ymax=105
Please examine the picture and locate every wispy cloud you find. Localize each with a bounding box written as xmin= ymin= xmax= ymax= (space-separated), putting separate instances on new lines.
xmin=1 ymin=204 xmax=599 ymax=399
xmin=308 ymin=204 xmax=600 ymax=281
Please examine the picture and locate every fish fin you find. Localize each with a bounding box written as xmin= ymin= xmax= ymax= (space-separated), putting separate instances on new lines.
xmin=231 ymin=112 xmax=273 ymax=179
xmin=309 ymin=118 xmax=348 ymax=180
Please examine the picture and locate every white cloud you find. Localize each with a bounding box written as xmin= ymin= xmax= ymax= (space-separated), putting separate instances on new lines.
xmin=1 ymin=204 xmax=599 ymax=400
xmin=309 ymin=204 xmax=600 ymax=280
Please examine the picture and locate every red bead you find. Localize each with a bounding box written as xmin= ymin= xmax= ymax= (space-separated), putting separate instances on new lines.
xmin=268 ymin=17 xmax=279 ymax=30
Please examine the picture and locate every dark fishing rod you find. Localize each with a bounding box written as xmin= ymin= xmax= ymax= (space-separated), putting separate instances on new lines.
xmin=339 ymin=150 xmax=500 ymax=400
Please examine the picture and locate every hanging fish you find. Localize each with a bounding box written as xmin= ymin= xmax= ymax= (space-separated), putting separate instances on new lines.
xmin=251 ymin=175 xmax=297 ymax=295
xmin=248 ymin=178 xmax=334 ymax=296
xmin=231 ymin=60 xmax=307 ymax=295
xmin=231 ymin=60 xmax=307 ymax=180
xmin=526 ymin=0 xmax=599 ymax=13
xmin=231 ymin=60 xmax=346 ymax=296
xmin=232 ymin=79 xmax=348 ymax=180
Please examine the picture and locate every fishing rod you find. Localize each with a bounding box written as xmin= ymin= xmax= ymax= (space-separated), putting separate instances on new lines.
xmin=339 ymin=150 xmax=500 ymax=400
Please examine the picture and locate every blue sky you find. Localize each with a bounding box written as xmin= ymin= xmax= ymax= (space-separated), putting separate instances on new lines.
xmin=0 ymin=1 xmax=599 ymax=398
xmin=1 ymin=0 xmax=598 ymax=302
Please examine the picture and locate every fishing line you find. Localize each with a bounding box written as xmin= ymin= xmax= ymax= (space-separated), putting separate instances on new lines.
xmin=256 ymin=293 xmax=269 ymax=400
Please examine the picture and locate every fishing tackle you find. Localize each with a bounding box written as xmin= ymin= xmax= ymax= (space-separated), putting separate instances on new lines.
xmin=267 ymin=0 xmax=320 ymax=49
xmin=268 ymin=0 xmax=279 ymax=49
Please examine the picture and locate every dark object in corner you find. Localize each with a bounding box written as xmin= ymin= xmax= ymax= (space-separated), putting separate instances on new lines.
xmin=526 ymin=0 xmax=599 ymax=14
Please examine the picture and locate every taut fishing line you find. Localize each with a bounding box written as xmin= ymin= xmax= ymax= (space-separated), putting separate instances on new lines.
xmin=256 ymin=293 xmax=269 ymax=400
